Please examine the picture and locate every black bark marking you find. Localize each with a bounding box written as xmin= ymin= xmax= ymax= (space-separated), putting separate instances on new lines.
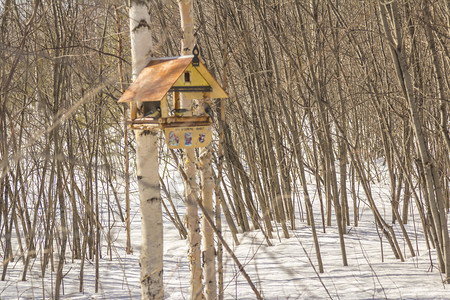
xmin=133 ymin=19 xmax=150 ymax=32
xmin=139 ymin=130 xmax=157 ymax=136
xmin=147 ymin=197 xmax=160 ymax=202
xmin=141 ymin=269 xmax=163 ymax=284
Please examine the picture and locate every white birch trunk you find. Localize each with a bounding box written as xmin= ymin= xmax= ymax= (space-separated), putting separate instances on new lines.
xmin=179 ymin=0 xmax=195 ymax=111
xmin=178 ymin=1 xmax=204 ymax=299
xmin=179 ymin=0 xmax=195 ymax=54
xmin=185 ymin=151 xmax=203 ymax=299
xmin=200 ymin=147 xmax=217 ymax=299
xmin=129 ymin=2 xmax=164 ymax=299
xmin=136 ymin=131 xmax=163 ymax=299
xmin=130 ymin=3 xmax=152 ymax=80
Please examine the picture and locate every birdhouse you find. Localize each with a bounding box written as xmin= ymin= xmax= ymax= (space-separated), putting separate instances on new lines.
xmin=118 ymin=46 xmax=228 ymax=149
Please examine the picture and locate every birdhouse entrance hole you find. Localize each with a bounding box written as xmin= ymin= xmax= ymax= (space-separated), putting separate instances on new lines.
xmin=184 ymin=72 xmax=191 ymax=83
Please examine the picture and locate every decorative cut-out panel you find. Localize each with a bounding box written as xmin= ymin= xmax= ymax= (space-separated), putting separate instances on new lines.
xmin=164 ymin=126 xmax=212 ymax=149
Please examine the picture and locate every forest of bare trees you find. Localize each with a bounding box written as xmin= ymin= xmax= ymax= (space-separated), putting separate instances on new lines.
xmin=0 ymin=0 xmax=449 ymax=298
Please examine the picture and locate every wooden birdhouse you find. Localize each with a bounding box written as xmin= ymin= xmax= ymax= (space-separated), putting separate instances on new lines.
xmin=118 ymin=46 xmax=228 ymax=149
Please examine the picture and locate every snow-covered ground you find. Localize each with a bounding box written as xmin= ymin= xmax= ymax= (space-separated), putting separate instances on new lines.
xmin=1 ymin=170 xmax=448 ymax=299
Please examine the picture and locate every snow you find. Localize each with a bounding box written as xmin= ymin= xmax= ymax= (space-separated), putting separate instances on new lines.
xmin=0 ymin=170 xmax=448 ymax=299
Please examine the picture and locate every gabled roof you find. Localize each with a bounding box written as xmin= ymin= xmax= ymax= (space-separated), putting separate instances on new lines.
xmin=118 ymin=55 xmax=228 ymax=103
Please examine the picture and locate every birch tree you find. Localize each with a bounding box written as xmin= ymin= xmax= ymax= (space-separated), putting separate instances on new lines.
xmin=129 ymin=1 xmax=164 ymax=298
xmin=178 ymin=1 xmax=203 ymax=298
xmin=179 ymin=1 xmax=217 ymax=298
xmin=200 ymin=137 xmax=217 ymax=300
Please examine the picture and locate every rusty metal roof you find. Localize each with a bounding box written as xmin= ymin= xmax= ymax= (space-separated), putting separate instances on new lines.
xmin=118 ymin=55 xmax=228 ymax=103
xmin=119 ymin=56 xmax=193 ymax=103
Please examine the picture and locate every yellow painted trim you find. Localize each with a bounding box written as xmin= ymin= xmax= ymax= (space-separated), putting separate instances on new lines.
xmin=173 ymin=64 xmax=209 ymax=87
xmin=195 ymin=62 xmax=229 ymax=99
xmin=172 ymin=62 xmax=229 ymax=99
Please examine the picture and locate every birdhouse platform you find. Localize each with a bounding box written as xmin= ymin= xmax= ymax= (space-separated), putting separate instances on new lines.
xmin=128 ymin=116 xmax=211 ymax=129
xmin=118 ymin=48 xmax=228 ymax=148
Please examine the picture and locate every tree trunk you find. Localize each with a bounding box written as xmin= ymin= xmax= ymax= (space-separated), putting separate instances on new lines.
xmin=185 ymin=150 xmax=203 ymax=299
xmin=296 ymin=2 xmax=347 ymax=266
xmin=200 ymin=147 xmax=217 ymax=299
xmin=136 ymin=131 xmax=164 ymax=299
xmin=129 ymin=1 xmax=164 ymax=298
xmin=179 ymin=1 xmax=204 ymax=298
xmin=379 ymin=1 xmax=449 ymax=281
